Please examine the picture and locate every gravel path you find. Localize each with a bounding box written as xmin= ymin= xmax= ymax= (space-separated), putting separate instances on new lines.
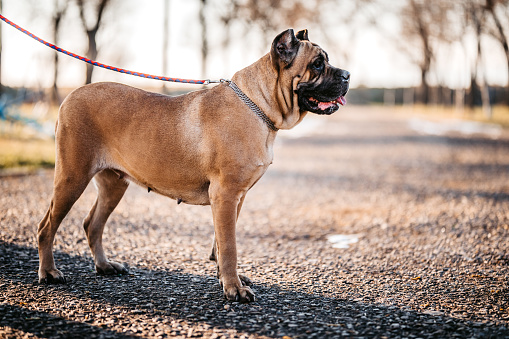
xmin=1 ymin=106 xmax=508 ymax=338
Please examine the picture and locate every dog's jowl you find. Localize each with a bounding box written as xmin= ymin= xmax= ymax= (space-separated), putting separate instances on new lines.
xmin=37 ymin=29 xmax=349 ymax=302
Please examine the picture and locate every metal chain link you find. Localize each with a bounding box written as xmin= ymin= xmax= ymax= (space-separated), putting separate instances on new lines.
xmin=226 ymin=80 xmax=279 ymax=132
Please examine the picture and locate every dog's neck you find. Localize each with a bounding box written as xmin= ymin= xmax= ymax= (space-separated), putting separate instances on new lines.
xmin=231 ymin=54 xmax=307 ymax=130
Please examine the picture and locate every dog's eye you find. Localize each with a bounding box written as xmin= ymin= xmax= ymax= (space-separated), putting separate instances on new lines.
xmin=312 ymin=58 xmax=324 ymax=72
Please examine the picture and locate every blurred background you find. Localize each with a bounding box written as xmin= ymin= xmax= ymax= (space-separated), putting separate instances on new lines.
xmin=0 ymin=0 xmax=508 ymax=171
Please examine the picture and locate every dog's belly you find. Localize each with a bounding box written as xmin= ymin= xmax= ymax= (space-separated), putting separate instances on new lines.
xmin=106 ymin=156 xmax=211 ymax=206
xmin=149 ymin=179 xmax=211 ymax=206
xmin=109 ymin=151 xmax=269 ymax=207
xmin=118 ymin=169 xmax=211 ymax=205
xmin=147 ymin=182 xmax=211 ymax=206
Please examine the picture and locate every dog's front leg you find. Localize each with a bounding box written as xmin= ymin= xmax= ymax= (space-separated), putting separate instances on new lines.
xmin=209 ymin=196 xmax=253 ymax=288
xmin=210 ymin=185 xmax=255 ymax=303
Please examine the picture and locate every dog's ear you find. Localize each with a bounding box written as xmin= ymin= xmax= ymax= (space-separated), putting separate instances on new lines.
xmin=271 ymin=29 xmax=300 ymax=69
xmin=296 ymin=29 xmax=309 ymax=41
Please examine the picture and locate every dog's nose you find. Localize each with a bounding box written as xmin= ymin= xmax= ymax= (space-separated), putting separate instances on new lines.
xmin=340 ymin=70 xmax=350 ymax=83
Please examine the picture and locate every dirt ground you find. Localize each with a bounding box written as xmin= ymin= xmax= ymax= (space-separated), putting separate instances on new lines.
xmin=1 ymin=106 xmax=508 ymax=338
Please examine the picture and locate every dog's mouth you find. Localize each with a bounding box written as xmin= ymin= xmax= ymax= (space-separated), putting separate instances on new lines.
xmin=300 ymin=94 xmax=347 ymax=115
xmin=308 ymin=96 xmax=346 ymax=111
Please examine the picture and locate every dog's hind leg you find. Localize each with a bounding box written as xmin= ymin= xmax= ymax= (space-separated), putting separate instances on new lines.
xmin=83 ymin=169 xmax=129 ymax=275
xmin=38 ymin=165 xmax=92 ymax=284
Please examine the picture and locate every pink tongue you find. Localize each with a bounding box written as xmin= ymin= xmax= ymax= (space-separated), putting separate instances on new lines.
xmin=316 ymin=96 xmax=347 ymax=110
xmin=318 ymin=101 xmax=334 ymax=110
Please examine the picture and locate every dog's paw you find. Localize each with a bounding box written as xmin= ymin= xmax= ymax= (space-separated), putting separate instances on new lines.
xmin=238 ymin=274 xmax=253 ymax=287
xmin=223 ymin=282 xmax=256 ymax=303
xmin=39 ymin=269 xmax=66 ymax=284
xmin=96 ymin=261 xmax=128 ymax=275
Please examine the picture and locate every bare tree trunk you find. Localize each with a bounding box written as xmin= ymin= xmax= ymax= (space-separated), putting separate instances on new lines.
xmin=467 ymin=76 xmax=479 ymax=110
xmin=419 ymin=69 xmax=430 ymax=104
xmin=480 ymin=69 xmax=492 ymax=119
xmin=478 ymin=37 xmax=492 ymax=119
xmin=199 ymin=0 xmax=208 ymax=79
xmin=162 ymin=0 xmax=170 ymax=93
xmin=84 ymin=29 xmax=98 ymax=85
xmin=51 ymin=0 xmax=67 ymax=105
xmin=471 ymin=2 xmax=492 ymax=118
xmin=410 ymin=0 xmax=432 ymax=104
xmin=486 ymin=0 xmax=509 ymax=105
xmin=77 ymin=0 xmax=111 ymax=84
xmin=455 ymin=88 xmax=465 ymax=114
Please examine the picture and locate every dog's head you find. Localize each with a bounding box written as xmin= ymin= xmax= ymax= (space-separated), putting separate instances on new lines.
xmin=270 ymin=29 xmax=350 ymax=115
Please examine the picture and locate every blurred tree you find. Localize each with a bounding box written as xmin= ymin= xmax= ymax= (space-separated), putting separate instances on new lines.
xmin=216 ymin=0 xmax=361 ymax=76
xmin=484 ymin=0 xmax=509 ymax=104
xmin=77 ymin=0 xmax=112 ymax=84
xmin=219 ymin=0 xmax=235 ymax=75
xmin=199 ymin=0 xmax=208 ymax=79
xmin=400 ymin=0 xmax=454 ymax=103
xmin=465 ymin=0 xmax=492 ymax=116
xmin=51 ymin=0 xmax=68 ymax=104
xmin=162 ymin=0 xmax=170 ymax=93
xmin=219 ymin=0 xmax=330 ymax=47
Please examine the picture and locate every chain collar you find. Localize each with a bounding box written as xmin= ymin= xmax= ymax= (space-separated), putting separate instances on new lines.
xmin=224 ymin=80 xmax=279 ymax=132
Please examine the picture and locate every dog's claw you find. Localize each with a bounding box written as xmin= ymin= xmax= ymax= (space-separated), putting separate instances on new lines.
xmin=39 ymin=269 xmax=66 ymax=284
xmin=223 ymin=284 xmax=255 ymax=303
xmin=96 ymin=261 xmax=128 ymax=276
xmin=239 ymin=274 xmax=253 ymax=287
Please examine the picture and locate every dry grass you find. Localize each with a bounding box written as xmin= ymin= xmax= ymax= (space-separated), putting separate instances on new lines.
xmin=0 ymin=102 xmax=57 ymax=170
xmin=0 ymin=137 xmax=55 ymax=169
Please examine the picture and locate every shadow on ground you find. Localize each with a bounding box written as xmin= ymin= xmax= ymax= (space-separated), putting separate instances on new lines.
xmin=1 ymin=241 xmax=507 ymax=338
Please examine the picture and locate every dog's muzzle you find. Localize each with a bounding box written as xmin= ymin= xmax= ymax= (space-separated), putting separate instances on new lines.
xmin=297 ymin=68 xmax=350 ymax=115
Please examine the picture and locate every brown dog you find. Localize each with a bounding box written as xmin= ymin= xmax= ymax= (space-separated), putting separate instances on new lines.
xmin=37 ymin=29 xmax=349 ymax=302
